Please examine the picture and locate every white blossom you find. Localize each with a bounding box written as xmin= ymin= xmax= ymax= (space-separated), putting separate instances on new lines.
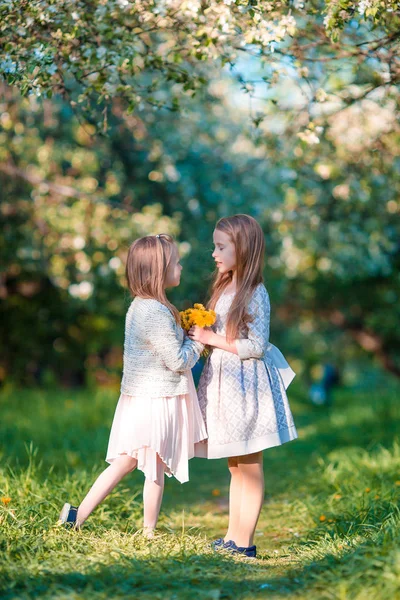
xmin=109 ymin=257 xmax=122 ymax=270
xmin=68 ymin=281 xmax=94 ymax=300
xmin=297 ymin=129 xmax=321 ymax=145
xmin=358 ymin=0 xmax=373 ymax=15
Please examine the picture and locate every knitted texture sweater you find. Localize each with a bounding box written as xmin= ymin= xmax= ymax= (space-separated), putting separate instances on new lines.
xmin=120 ymin=297 xmax=204 ymax=398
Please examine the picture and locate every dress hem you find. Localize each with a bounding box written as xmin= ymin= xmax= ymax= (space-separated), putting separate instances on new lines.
xmin=194 ymin=425 xmax=298 ymax=459
xmin=106 ymin=444 xmax=188 ymax=484
xmin=106 ymin=429 xmax=207 ymax=484
xmin=105 ymin=447 xmax=174 ymax=480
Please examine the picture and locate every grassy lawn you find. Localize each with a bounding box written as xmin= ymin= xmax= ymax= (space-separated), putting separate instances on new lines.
xmin=0 ymin=380 xmax=399 ymax=599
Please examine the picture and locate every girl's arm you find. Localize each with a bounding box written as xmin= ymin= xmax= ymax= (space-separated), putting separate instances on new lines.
xmin=149 ymin=304 xmax=204 ymax=372
xmin=189 ymin=285 xmax=270 ymax=359
xmin=189 ymin=328 xmax=239 ymax=355
xmin=234 ymin=286 xmax=270 ymax=359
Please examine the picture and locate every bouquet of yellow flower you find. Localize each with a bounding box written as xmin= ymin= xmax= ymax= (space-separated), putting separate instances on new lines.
xmin=180 ymin=303 xmax=216 ymax=357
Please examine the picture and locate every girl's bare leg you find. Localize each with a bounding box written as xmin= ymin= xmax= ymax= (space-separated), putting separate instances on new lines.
xmin=142 ymin=455 xmax=166 ymax=536
xmin=224 ymin=456 xmax=243 ymax=542
xmin=76 ymin=454 xmax=137 ymax=526
xmin=234 ymin=451 xmax=264 ymax=547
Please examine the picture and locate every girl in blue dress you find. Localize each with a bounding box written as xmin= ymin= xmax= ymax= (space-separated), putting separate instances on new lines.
xmin=189 ymin=214 xmax=297 ymax=558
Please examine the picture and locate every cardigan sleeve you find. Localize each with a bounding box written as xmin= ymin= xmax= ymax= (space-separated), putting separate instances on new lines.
xmin=235 ymin=285 xmax=270 ymax=360
xmin=148 ymin=303 xmax=204 ymax=372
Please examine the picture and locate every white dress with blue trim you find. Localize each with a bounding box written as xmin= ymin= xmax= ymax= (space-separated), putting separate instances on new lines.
xmin=196 ymin=284 xmax=297 ymax=459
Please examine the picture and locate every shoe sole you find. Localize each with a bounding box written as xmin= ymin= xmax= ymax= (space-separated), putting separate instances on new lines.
xmin=58 ymin=502 xmax=72 ymax=524
xmin=221 ymin=540 xmax=257 ymax=559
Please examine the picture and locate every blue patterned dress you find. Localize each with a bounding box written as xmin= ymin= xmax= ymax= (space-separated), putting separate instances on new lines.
xmin=196 ymin=284 xmax=297 ymax=459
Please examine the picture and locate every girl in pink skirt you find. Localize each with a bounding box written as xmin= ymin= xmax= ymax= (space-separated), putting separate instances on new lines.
xmin=59 ymin=234 xmax=206 ymax=536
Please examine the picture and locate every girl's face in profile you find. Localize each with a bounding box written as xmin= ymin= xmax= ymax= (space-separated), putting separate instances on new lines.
xmin=164 ymin=244 xmax=182 ymax=288
xmin=212 ymin=229 xmax=236 ymax=274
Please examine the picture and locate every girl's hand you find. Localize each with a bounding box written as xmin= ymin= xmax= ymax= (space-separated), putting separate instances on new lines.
xmin=188 ymin=325 xmax=212 ymax=345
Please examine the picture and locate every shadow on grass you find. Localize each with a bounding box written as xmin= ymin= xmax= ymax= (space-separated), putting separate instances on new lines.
xmin=261 ymin=514 xmax=400 ymax=598
xmin=1 ymin=553 xmax=275 ymax=600
xmin=2 ymin=527 xmax=397 ymax=600
xmin=1 ymin=385 xmax=399 ymax=599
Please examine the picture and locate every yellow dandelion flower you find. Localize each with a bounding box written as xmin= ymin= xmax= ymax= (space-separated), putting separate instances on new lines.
xmin=1 ymin=497 xmax=11 ymax=506
xmin=333 ymin=494 xmax=342 ymax=500
xmin=180 ymin=310 xmax=194 ymax=330
xmin=203 ymin=312 xmax=216 ymax=327
xmin=179 ymin=304 xmax=216 ymax=343
xmin=212 ymin=489 xmax=221 ymax=497
xmin=193 ymin=313 xmax=207 ymax=328
xmin=365 ymin=488 xmax=371 ymax=493
xmin=319 ymin=515 xmax=326 ymax=522
xmin=395 ymin=480 xmax=400 ymax=486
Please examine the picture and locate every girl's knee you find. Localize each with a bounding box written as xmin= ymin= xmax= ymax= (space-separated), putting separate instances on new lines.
xmin=117 ymin=454 xmax=137 ymax=474
xmin=237 ymin=451 xmax=263 ymax=469
xmin=228 ymin=456 xmax=239 ymax=469
xmin=228 ymin=457 xmax=241 ymax=476
xmin=126 ymin=459 xmax=137 ymax=474
xmin=238 ymin=452 xmax=263 ymax=474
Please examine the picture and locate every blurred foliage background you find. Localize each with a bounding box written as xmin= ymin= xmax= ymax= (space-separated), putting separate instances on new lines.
xmin=1 ymin=0 xmax=399 ymax=389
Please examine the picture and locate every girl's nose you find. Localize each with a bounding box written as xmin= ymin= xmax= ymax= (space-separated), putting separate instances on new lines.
xmin=212 ymin=249 xmax=217 ymax=257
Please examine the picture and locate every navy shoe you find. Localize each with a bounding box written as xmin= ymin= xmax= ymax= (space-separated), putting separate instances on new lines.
xmin=223 ymin=539 xmax=257 ymax=558
xmin=59 ymin=503 xmax=78 ymax=528
xmin=211 ymin=537 xmax=224 ymax=550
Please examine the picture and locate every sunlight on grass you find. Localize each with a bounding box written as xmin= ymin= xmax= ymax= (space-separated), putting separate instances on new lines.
xmin=1 ymin=383 xmax=400 ymax=599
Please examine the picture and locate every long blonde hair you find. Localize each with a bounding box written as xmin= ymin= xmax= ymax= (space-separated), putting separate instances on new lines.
xmin=208 ymin=215 xmax=265 ymax=340
xmin=125 ymin=234 xmax=180 ymax=324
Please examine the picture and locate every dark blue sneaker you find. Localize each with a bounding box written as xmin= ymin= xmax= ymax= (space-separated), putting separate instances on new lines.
xmin=59 ymin=503 xmax=78 ymax=528
xmin=211 ymin=537 xmax=224 ymax=550
xmin=222 ymin=539 xmax=257 ymax=558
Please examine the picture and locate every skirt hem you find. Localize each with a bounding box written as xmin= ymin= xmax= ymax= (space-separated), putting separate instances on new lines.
xmin=195 ymin=425 xmax=298 ymax=459
xmin=106 ymin=446 xmax=179 ymax=483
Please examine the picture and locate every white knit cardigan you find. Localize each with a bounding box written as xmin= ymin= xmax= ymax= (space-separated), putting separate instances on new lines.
xmin=120 ymin=297 xmax=204 ymax=398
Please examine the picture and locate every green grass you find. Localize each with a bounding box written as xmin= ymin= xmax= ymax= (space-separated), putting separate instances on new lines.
xmin=0 ymin=381 xmax=399 ymax=599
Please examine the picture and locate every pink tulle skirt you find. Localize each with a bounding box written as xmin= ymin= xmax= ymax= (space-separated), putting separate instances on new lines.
xmin=106 ymin=371 xmax=207 ymax=483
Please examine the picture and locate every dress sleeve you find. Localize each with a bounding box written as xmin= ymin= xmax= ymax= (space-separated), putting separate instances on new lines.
xmin=235 ymin=285 xmax=270 ymax=360
xmin=149 ymin=303 xmax=204 ymax=372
